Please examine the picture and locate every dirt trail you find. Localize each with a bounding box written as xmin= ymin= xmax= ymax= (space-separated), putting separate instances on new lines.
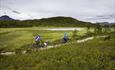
xmin=0 ymin=35 xmax=107 ymax=55
xmin=0 ymin=52 xmax=15 ymax=55
xmin=39 ymin=35 xmax=107 ymax=50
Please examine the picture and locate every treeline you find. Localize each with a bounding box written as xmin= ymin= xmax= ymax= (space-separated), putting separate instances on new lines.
xmin=0 ymin=16 xmax=94 ymax=28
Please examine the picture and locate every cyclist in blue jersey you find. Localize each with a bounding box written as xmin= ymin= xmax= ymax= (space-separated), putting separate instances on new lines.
xmin=63 ymin=32 xmax=68 ymax=43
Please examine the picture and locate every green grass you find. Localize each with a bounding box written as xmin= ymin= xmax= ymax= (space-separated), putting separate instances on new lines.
xmin=0 ymin=33 xmax=115 ymax=70
xmin=0 ymin=27 xmax=115 ymax=70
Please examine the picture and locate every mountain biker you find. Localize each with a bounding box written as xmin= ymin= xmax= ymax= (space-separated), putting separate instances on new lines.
xmin=35 ymin=35 xmax=41 ymax=45
xmin=63 ymin=32 xmax=68 ymax=43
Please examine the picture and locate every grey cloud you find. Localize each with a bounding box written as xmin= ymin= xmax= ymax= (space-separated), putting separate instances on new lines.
xmin=0 ymin=0 xmax=115 ymax=22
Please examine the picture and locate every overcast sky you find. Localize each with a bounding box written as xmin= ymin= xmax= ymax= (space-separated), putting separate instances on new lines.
xmin=0 ymin=0 xmax=115 ymax=22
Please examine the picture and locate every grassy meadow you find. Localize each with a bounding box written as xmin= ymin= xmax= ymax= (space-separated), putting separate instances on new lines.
xmin=0 ymin=27 xmax=115 ymax=70
xmin=0 ymin=24 xmax=115 ymax=70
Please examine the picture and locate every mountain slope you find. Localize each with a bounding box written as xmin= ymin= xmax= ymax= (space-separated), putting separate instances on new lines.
xmin=0 ymin=15 xmax=14 ymax=20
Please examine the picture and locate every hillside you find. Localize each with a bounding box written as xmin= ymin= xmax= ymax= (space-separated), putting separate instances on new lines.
xmin=0 ymin=16 xmax=93 ymax=27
